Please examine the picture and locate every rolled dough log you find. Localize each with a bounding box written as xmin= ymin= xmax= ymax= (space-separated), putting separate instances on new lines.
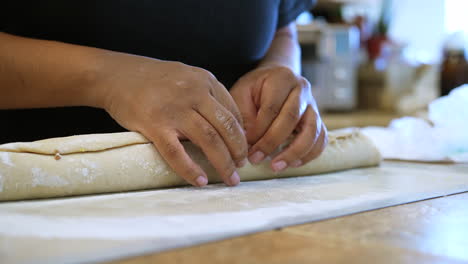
xmin=0 ymin=129 xmax=380 ymax=201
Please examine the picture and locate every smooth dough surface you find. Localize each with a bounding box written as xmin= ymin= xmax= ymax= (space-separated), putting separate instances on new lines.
xmin=0 ymin=129 xmax=380 ymax=201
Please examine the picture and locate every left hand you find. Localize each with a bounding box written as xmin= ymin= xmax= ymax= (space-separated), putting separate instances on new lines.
xmin=230 ymin=65 xmax=327 ymax=172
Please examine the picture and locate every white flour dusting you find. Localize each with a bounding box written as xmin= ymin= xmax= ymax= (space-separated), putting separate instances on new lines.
xmin=77 ymin=159 xmax=99 ymax=183
xmin=0 ymin=192 xmax=392 ymax=240
xmin=215 ymin=109 xmax=241 ymax=144
xmin=31 ymin=167 xmax=69 ymax=187
xmin=0 ymin=161 xmax=468 ymax=264
xmin=0 ymin=152 xmax=13 ymax=166
xmin=79 ymin=158 xmax=98 ymax=169
xmin=1 ymin=161 xmax=465 ymax=242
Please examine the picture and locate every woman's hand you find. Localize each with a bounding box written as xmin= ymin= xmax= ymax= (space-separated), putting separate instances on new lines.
xmin=230 ymin=65 xmax=327 ymax=172
xmin=0 ymin=32 xmax=247 ymax=187
xmin=95 ymin=54 xmax=248 ymax=187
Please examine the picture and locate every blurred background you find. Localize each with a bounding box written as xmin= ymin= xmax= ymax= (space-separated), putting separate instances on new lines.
xmin=297 ymin=0 xmax=468 ymax=129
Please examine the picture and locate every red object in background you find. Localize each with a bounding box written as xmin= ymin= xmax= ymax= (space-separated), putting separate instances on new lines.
xmin=366 ymin=34 xmax=389 ymax=61
xmin=351 ymin=15 xmax=391 ymax=62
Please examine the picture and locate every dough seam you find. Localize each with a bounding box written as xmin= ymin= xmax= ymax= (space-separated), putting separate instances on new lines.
xmin=0 ymin=129 xmax=381 ymax=201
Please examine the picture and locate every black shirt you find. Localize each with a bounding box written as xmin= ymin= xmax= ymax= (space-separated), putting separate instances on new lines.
xmin=1 ymin=0 xmax=314 ymax=143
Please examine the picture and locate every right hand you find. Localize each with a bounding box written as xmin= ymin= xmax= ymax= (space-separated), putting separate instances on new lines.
xmin=92 ymin=53 xmax=248 ymax=187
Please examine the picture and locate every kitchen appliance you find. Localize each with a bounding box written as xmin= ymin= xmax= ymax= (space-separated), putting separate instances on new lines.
xmin=298 ymin=23 xmax=360 ymax=111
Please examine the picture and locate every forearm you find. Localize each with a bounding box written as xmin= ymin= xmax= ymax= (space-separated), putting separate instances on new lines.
xmin=0 ymin=32 xmax=109 ymax=109
xmin=258 ymin=23 xmax=301 ymax=74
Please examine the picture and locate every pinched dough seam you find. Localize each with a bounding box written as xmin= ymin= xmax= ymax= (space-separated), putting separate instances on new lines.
xmin=0 ymin=131 xmax=360 ymax=156
xmin=0 ymin=142 xmax=153 ymax=156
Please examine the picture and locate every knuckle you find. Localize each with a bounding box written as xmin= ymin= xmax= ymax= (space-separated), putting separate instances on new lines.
xmin=198 ymin=67 xmax=212 ymax=77
xmin=232 ymin=110 xmax=243 ymax=126
xmin=286 ymin=109 xmax=300 ymax=122
xmin=222 ymin=114 xmax=237 ymax=133
xmin=287 ymin=146 xmax=306 ymax=159
xmin=259 ymin=136 xmax=278 ymax=153
xmin=275 ymin=66 xmax=294 ymax=76
xmin=203 ymin=125 xmax=220 ymax=144
xmin=162 ymin=142 xmax=181 ymax=159
xmin=167 ymin=61 xmax=185 ymax=70
xmin=264 ymin=103 xmax=281 ymax=116
xmin=280 ymin=67 xmax=297 ymax=82
xmin=190 ymin=101 xmax=201 ymax=110
xmin=197 ymin=67 xmax=217 ymax=82
xmin=305 ymin=121 xmax=318 ymax=131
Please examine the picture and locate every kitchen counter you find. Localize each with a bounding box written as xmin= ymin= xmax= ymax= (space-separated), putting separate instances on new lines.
xmin=112 ymin=189 xmax=468 ymax=264
xmin=3 ymin=111 xmax=460 ymax=264
xmin=111 ymin=109 xmax=467 ymax=264
xmin=322 ymin=110 xmax=401 ymax=130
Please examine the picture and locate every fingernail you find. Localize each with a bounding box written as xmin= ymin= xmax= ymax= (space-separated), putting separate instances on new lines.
xmin=196 ymin=176 xmax=208 ymax=187
xmin=230 ymin=171 xmax=240 ymax=186
xmin=249 ymin=151 xmax=265 ymax=164
xmin=272 ymin=160 xmax=288 ymax=172
xmin=291 ymin=160 xmax=303 ymax=168
xmin=237 ymin=158 xmax=248 ymax=168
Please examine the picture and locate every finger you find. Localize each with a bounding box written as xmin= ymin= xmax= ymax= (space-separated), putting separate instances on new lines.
xmin=197 ymin=98 xmax=248 ymax=168
xmin=229 ymin=81 xmax=258 ymax=141
xmin=209 ymin=79 xmax=244 ymax=127
xmin=182 ymin=112 xmax=240 ymax=186
xmin=300 ymin=123 xmax=328 ymax=164
xmin=248 ymin=87 xmax=302 ymax=165
xmin=150 ymin=130 xmax=209 ymax=187
xmin=253 ymin=72 xmax=295 ymax=143
xmin=270 ymin=106 xmax=321 ymax=170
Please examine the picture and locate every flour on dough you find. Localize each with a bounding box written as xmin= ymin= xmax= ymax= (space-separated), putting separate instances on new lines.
xmin=0 ymin=129 xmax=381 ymax=201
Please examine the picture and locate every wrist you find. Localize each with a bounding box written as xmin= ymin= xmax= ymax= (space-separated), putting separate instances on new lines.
xmin=80 ymin=50 xmax=168 ymax=110
xmin=76 ymin=49 xmax=123 ymax=109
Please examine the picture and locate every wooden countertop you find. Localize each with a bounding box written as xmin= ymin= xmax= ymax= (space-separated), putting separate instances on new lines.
xmin=322 ymin=110 xmax=400 ymax=130
xmin=111 ymin=191 xmax=468 ymax=264
xmin=110 ymin=111 xmax=463 ymax=264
